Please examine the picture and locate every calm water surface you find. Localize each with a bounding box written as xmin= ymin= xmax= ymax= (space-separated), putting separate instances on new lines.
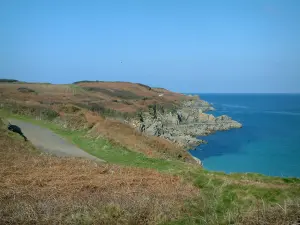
xmin=189 ymin=94 xmax=300 ymax=178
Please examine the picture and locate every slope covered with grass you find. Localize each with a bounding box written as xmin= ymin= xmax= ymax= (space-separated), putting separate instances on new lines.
xmin=0 ymin=118 xmax=198 ymax=225
xmin=0 ymin=81 xmax=196 ymax=163
xmin=1 ymin=112 xmax=300 ymax=224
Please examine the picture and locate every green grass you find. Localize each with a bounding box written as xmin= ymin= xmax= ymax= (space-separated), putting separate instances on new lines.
xmin=69 ymin=84 xmax=88 ymax=95
xmin=1 ymin=110 xmax=187 ymax=172
xmin=66 ymin=132 xmax=187 ymax=171
xmin=165 ymin=168 xmax=300 ymax=225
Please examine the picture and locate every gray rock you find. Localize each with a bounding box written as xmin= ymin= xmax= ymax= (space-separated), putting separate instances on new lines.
xmin=145 ymin=120 xmax=164 ymax=136
xmin=129 ymin=98 xmax=242 ymax=150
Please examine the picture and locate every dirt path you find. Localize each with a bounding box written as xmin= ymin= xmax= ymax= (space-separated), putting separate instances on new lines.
xmin=8 ymin=119 xmax=106 ymax=163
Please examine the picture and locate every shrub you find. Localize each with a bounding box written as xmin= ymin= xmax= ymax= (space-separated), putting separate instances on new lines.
xmin=17 ymin=87 xmax=36 ymax=93
xmin=0 ymin=79 xmax=19 ymax=83
xmin=136 ymin=83 xmax=152 ymax=90
xmin=1 ymin=101 xmax=59 ymax=120
xmin=73 ymin=80 xmax=104 ymax=84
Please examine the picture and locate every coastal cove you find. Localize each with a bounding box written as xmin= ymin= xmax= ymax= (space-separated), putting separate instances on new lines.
xmin=189 ymin=93 xmax=300 ymax=178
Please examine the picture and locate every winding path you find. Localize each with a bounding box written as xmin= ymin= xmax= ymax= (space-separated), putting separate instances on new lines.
xmin=8 ymin=119 xmax=106 ymax=163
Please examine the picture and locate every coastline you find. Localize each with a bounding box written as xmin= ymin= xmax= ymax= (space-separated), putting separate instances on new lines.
xmin=191 ymin=155 xmax=203 ymax=166
xmin=130 ymin=94 xmax=242 ymax=165
xmin=186 ymin=94 xmax=300 ymax=178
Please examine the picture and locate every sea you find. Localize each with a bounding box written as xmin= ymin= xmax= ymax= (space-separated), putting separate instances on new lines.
xmin=188 ymin=94 xmax=300 ymax=178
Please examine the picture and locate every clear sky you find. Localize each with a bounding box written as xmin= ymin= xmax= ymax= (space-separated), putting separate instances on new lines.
xmin=1 ymin=0 xmax=300 ymax=93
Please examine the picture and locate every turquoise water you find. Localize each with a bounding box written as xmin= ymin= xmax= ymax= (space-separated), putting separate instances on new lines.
xmin=189 ymin=94 xmax=300 ymax=178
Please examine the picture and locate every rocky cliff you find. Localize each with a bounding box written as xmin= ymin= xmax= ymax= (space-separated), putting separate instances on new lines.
xmin=129 ymin=97 xmax=242 ymax=150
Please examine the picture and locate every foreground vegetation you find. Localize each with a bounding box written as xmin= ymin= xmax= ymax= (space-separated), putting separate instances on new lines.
xmin=1 ymin=110 xmax=300 ymax=224
xmin=0 ymin=122 xmax=197 ymax=224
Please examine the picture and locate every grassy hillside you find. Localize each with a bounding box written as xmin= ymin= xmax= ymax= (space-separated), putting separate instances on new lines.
xmin=0 ymin=120 xmax=199 ymax=224
xmin=0 ymin=81 xmax=193 ymax=115
xmin=1 ymin=112 xmax=300 ymax=224
xmin=0 ymin=81 xmax=197 ymax=163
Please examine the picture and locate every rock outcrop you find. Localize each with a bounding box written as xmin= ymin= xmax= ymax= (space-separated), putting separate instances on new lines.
xmin=130 ymin=98 xmax=242 ymax=150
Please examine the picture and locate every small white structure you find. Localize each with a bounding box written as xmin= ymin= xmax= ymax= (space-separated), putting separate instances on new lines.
xmin=158 ymin=93 xmax=164 ymax=97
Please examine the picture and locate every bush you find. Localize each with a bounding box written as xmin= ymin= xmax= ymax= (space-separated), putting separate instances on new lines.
xmin=0 ymin=117 xmax=5 ymax=128
xmin=136 ymin=83 xmax=152 ymax=90
xmin=83 ymin=87 xmax=142 ymax=100
xmin=58 ymin=104 xmax=81 ymax=114
xmin=17 ymin=87 xmax=36 ymax=93
xmin=73 ymin=103 xmax=135 ymax=120
xmin=0 ymin=79 xmax=19 ymax=83
xmin=40 ymin=108 xmax=59 ymax=120
xmin=73 ymin=80 xmax=104 ymax=84
xmin=1 ymin=101 xmax=59 ymax=120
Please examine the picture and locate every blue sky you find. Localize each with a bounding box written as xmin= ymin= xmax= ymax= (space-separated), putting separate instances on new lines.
xmin=1 ymin=0 xmax=300 ymax=93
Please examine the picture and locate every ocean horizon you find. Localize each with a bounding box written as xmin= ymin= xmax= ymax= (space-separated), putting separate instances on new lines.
xmin=189 ymin=93 xmax=300 ymax=178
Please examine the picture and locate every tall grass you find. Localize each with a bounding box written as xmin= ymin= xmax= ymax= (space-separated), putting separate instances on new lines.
xmin=165 ymin=169 xmax=300 ymax=225
xmin=0 ymin=127 xmax=198 ymax=225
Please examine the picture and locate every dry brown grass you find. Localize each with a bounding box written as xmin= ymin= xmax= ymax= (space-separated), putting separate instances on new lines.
xmin=0 ymin=82 xmax=192 ymax=114
xmin=236 ymin=199 xmax=300 ymax=225
xmin=88 ymin=119 xmax=194 ymax=162
xmin=0 ymin=128 xmax=199 ymax=225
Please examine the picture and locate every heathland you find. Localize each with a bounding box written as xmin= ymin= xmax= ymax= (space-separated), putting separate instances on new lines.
xmin=0 ymin=80 xmax=300 ymax=225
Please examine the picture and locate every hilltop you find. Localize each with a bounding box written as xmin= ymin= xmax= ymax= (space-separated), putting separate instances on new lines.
xmin=0 ymin=79 xmax=195 ymax=114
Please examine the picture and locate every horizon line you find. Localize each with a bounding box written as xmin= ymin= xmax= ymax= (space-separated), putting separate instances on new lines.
xmin=1 ymin=79 xmax=299 ymax=94
xmin=183 ymin=92 xmax=300 ymax=94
